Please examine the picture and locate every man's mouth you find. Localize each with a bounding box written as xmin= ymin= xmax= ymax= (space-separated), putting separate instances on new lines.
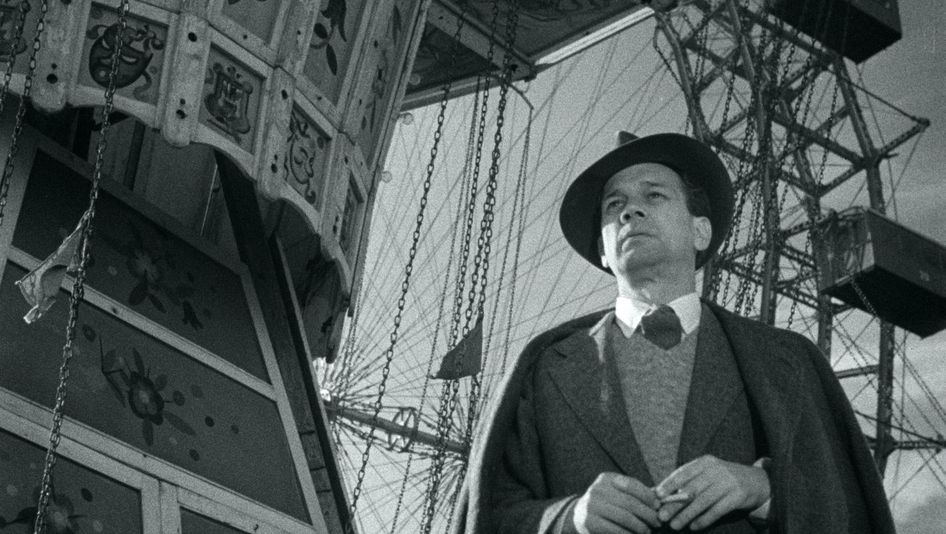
xmin=620 ymin=230 xmax=651 ymax=242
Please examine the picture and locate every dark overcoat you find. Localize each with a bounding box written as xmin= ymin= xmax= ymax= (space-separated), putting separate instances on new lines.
xmin=452 ymin=301 xmax=895 ymax=534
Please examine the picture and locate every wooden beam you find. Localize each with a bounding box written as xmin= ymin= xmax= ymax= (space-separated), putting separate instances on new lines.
xmin=216 ymin=152 xmax=351 ymax=534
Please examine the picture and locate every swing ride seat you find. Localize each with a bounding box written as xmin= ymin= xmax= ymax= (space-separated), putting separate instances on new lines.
xmin=819 ymin=208 xmax=946 ymax=337
xmin=770 ymin=0 xmax=902 ymax=63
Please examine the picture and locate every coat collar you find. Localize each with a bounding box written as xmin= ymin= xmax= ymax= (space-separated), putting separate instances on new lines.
xmin=676 ymin=306 xmax=743 ymax=466
xmin=547 ymin=311 xmax=655 ymax=485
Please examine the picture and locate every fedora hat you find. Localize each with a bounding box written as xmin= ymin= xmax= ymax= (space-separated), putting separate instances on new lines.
xmin=559 ymin=132 xmax=734 ymax=272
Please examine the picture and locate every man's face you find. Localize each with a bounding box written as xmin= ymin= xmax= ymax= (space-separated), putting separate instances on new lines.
xmin=598 ymin=163 xmax=711 ymax=277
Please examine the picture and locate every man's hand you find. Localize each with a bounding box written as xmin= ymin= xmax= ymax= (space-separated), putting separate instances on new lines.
xmin=573 ymin=472 xmax=661 ymax=534
xmin=654 ymin=455 xmax=770 ymax=531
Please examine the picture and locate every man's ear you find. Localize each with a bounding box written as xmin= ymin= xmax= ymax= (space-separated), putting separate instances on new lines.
xmin=693 ymin=216 xmax=712 ymax=252
xmin=597 ymin=236 xmax=609 ymax=269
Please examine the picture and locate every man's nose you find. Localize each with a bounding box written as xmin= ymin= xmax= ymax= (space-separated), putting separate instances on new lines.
xmin=619 ymin=205 xmax=645 ymax=223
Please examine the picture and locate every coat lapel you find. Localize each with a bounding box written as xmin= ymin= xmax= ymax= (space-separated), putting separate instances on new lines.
xmin=676 ymin=307 xmax=743 ymax=466
xmin=546 ymin=312 xmax=654 ymax=485
xmin=707 ymin=302 xmax=801 ymax=461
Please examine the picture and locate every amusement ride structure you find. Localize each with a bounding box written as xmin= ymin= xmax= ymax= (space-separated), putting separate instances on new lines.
xmin=0 ymin=1 xmax=943 ymax=534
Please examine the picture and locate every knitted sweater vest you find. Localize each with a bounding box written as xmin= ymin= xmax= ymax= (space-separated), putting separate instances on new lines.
xmin=607 ymin=305 xmax=766 ymax=533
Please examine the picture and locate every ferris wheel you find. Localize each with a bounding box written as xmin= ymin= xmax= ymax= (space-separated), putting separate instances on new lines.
xmin=318 ymin=2 xmax=945 ymax=533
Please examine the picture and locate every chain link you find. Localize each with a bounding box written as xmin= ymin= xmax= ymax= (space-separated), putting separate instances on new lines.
xmin=33 ymin=2 xmax=129 ymax=533
xmin=0 ymin=0 xmax=39 ymax=228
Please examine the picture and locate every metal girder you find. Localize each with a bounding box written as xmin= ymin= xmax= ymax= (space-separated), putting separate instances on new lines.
xmin=836 ymin=364 xmax=880 ymax=379
xmin=818 ymin=120 xmax=930 ymax=195
xmin=719 ymin=139 xmax=817 ymax=197
xmin=715 ymin=257 xmax=820 ymax=309
xmin=326 ymin=402 xmax=468 ymax=456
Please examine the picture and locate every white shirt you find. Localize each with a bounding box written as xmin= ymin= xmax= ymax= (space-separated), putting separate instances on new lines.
xmin=614 ymin=292 xmax=701 ymax=338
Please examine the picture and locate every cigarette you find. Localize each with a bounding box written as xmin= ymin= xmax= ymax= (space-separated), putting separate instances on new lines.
xmin=660 ymin=491 xmax=691 ymax=503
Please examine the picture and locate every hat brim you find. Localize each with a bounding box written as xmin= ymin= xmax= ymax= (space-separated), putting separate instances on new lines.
xmin=559 ymin=133 xmax=734 ymax=272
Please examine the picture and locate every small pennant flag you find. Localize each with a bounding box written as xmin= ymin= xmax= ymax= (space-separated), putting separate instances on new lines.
xmin=15 ymin=216 xmax=86 ymax=324
xmin=432 ymin=317 xmax=483 ymax=380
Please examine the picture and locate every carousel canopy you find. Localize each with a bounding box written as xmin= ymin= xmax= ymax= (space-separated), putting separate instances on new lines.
xmin=402 ymin=0 xmax=663 ymax=108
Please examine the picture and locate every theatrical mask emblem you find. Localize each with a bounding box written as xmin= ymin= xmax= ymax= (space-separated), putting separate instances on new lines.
xmin=0 ymin=2 xmax=29 ymax=62
xmin=285 ymin=110 xmax=325 ymax=205
xmin=204 ymin=63 xmax=253 ymax=140
xmin=86 ymin=21 xmax=164 ymax=95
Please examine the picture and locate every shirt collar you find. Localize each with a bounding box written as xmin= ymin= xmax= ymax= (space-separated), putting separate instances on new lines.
xmin=614 ymin=292 xmax=701 ymax=337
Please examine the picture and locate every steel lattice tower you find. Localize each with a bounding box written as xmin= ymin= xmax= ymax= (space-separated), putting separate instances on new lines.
xmin=653 ymin=0 xmax=938 ymax=474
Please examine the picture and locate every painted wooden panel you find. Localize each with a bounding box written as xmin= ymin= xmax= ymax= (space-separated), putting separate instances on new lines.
xmin=409 ymin=23 xmax=493 ymax=96
xmin=0 ymin=429 xmax=142 ymax=534
xmin=180 ymin=508 xmax=246 ymax=534
xmin=221 ymin=0 xmax=282 ymax=44
xmin=0 ymin=0 xmax=41 ymax=77
xmin=0 ymin=264 xmax=310 ymax=523
xmin=10 ymin=151 xmax=268 ymax=380
xmin=455 ymin=0 xmax=633 ymax=56
xmin=79 ymin=4 xmax=168 ymax=106
xmin=338 ymin=174 xmax=362 ymax=260
xmin=349 ymin=0 xmax=415 ymax=165
xmin=302 ymin=0 xmax=370 ymax=104
xmin=200 ymin=46 xmax=263 ymax=153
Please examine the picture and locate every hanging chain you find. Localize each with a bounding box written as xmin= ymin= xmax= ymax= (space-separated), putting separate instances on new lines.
xmin=346 ymin=8 xmax=469 ymax=533
xmin=0 ymin=0 xmax=42 ymax=228
xmin=443 ymin=4 xmax=519 ymax=533
xmin=33 ymin=2 xmax=129 ymax=533
xmin=387 ymin=81 xmax=483 ymax=534
xmin=465 ymin=0 xmax=518 ymax=434
xmin=420 ymin=2 xmax=519 ymax=530
xmin=496 ymin=105 xmax=531 ymax=376
xmin=421 ymin=0 xmax=507 ymax=524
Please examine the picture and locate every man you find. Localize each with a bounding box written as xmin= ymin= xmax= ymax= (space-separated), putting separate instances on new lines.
xmin=453 ymin=133 xmax=894 ymax=533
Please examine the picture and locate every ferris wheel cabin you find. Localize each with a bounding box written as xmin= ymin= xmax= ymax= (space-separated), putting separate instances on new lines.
xmin=770 ymin=0 xmax=903 ymax=62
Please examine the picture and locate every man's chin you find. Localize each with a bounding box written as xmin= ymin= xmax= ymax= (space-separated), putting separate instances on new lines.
xmin=613 ymin=252 xmax=662 ymax=273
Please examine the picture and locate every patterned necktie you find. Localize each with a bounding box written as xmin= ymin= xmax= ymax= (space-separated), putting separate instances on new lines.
xmin=638 ymin=305 xmax=683 ymax=349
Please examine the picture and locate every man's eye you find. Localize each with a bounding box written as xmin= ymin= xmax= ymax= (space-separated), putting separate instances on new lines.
xmin=647 ymin=191 xmax=666 ymax=200
xmin=604 ymin=199 xmax=623 ymax=210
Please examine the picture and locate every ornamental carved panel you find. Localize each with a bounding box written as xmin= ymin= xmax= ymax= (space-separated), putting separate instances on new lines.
xmin=200 ymin=47 xmax=263 ymax=152
xmin=283 ymin=106 xmax=330 ymax=208
xmin=79 ymin=4 xmax=167 ymax=105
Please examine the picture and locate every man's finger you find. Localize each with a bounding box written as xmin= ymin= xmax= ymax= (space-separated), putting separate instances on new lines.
xmin=657 ymin=500 xmax=686 ymax=523
xmin=669 ymin=482 xmax=725 ymax=531
xmin=611 ymin=474 xmax=660 ymax=510
xmin=655 ymin=456 xmax=710 ymax=498
xmin=595 ymin=486 xmax=660 ymax=529
xmin=593 ymin=500 xmax=654 ymax=534
xmin=658 ymin=472 xmax=714 ymax=523
xmin=690 ymin=493 xmax=742 ymax=530
xmin=584 ymin=514 xmax=636 ymax=534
